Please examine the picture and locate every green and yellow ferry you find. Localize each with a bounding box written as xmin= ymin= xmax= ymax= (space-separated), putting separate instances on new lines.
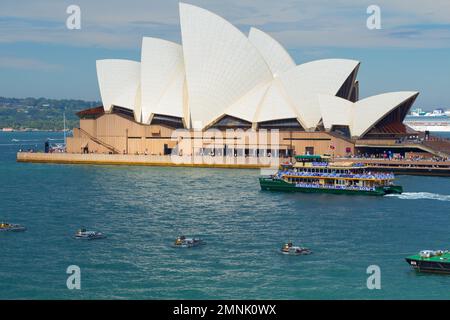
xmin=259 ymin=155 xmax=403 ymax=196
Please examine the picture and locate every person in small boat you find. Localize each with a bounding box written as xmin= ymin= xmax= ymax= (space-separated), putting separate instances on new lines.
xmin=0 ymin=223 xmax=11 ymax=229
xmin=175 ymin=236 xmax=186 ymax=245
xmin=282 ymin=242 xmax=293 ymax=252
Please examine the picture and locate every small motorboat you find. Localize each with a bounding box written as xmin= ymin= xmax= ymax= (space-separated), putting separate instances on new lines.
xmin=0 ymin=222 xmax=26 ymax=232
xmin=74 ymin=228 xmax=106 ymax=240
xmin=174 ymin=235 xmax=205 ymax=248
xmin=281 ymin=241 xmax=312 ymax=255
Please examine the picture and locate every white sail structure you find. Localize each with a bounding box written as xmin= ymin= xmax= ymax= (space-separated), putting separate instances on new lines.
xmin=94 ymin=4 xmax=418 ymax=139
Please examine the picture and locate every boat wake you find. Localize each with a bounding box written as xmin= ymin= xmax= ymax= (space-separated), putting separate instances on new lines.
xmin=0 ymin=143 xmax=39 ymax=146
xmin=10 ymin=139 xmax=41 ymax=142
xmin=386 ymin=192 xmax=450 ymax=202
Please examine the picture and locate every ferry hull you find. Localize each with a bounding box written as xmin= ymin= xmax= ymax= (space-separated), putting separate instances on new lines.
xmin=405 ymin=257 xmax=450 ymax=274
xmin=259 ymin=178 xmax=402 ymax=196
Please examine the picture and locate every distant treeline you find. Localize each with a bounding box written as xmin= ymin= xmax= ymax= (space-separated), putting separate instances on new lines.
xmin=0 ymin=97 xmax=100 ymax=130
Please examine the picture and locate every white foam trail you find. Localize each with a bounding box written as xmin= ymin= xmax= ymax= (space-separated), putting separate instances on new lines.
xmin=10 ymin=139 xmax=41 ymax=142
xmin=0 ymin=143 xmax=39 ymax=146
xmin=386 ymin=192 xmax=450 ymax=202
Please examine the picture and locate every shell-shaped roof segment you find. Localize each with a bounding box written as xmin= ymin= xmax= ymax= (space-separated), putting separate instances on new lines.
xmin=318 ymin=95 xmax=353 ymax=130
xmin=96 ymin=59 xmax=141 ymax=114
xmin=223 ymin=81 xmax=271 ymax=123
xmin=278 ymin=59 xmax=360 ymax=129
xmin=254 ymin=79 xmax=299 ymax=123
xmin=140 ymin=37 xmax=185 ymax=124
xmin=179 ymin=3 xmax=273 ymax=129
xmin=318 ymin=91 xmax=419 ymax=137
xmin=248 ymin=27 xmax=296 ymax=77
xmin=150 ymin=71 xmax=186 ymax=120
xmin=221 ymin=79 xmax=301 ymax=126
xmin=352 ymin=91 xmax=419 ymax=137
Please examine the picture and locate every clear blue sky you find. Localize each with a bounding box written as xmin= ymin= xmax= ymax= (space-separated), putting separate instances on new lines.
xmin=1 ymin=0 xmax=449 ymax=110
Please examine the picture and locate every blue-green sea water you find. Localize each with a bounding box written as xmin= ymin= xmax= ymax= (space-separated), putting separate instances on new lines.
xmin=1 ymin=131 xmax=450 ymax=300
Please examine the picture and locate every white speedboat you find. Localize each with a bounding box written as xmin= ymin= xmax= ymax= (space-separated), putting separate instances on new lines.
xmin=174 ymin=235 xmax=205 ymax=248
xmin=74 ymin=228 xmax=106 ymax=240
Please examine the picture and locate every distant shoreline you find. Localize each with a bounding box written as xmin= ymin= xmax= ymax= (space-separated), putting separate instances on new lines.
xmin=0 ymin=96 xmax=99 ymax=132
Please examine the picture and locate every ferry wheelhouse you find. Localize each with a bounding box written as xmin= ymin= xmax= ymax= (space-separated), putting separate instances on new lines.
xmin=259 ymin=155 xmax=403 ymax=196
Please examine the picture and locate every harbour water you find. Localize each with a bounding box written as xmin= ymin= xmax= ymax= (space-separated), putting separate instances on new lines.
xmin=1 ymin=131 xmax=450 ymax=299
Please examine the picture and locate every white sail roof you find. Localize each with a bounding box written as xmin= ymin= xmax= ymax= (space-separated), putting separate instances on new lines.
xmin=319 ymin=94 xmax=353 ymax=130
xmin=149 ymin=71 xmax=186 ymax=121
xmin=179 ymin=3 xmax=273 ymax=129
xmin=215 ymin=59 xmax=360 ymax=129
xmin=140 ymin=37 xmax=185 ymax=124
xmin=248 ymin=27 xmax=296 ymax=77
xmin=318 ymin=91 xmax=419 ymax=137
xmin=220 ymin=79 xmax=302 ymax=127
xmin=96 ymin=59 xmax=141 ymax=114
xmin=254 ymin=79 xmax=299 ymax=123
xmin=352 ymin=91 xmax=419 ymax=137
xmin=223 ymin=81 xmax=271 ymax=123
xmin=94 ymin=4 xmax=419 ymax=135
xmin=279 ymin=59 xmax=360 ymax=129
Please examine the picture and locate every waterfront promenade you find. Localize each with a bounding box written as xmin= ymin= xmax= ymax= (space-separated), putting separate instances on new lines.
xmin=16 ymin=152 xmax=450 ymax=175
xmin=16 ymin=152 xmax=277 ymax=169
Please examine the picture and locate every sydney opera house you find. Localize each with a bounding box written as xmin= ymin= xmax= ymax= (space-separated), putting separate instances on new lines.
xmin=67 ymin=3 xmax=423 ymax=158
